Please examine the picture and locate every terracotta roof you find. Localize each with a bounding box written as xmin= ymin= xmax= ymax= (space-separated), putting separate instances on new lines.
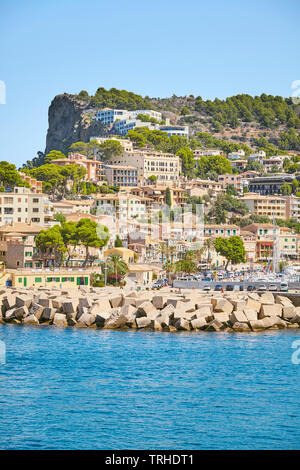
xmin=0 ymin=222 xmax=44 ymax=233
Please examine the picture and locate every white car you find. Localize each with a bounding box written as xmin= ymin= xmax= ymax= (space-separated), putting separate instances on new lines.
xmin=258 ymin=284 xmax=267 ymax=291
xmin=268 ymin=284 xmax=277 ymax=291
xmin=203 ymin=285 xmax=211 ymax=292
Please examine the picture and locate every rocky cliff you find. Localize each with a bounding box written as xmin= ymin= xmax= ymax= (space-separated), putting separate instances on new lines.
xmin=45 ymin=94 xmax=104 ymax=154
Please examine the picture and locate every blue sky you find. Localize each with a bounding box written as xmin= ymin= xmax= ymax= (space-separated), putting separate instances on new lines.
xmin=0 ymin=0 xmax=299 ymax=167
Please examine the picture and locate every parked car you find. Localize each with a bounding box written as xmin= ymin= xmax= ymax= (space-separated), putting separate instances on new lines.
xmin=226 ymin=284 xmax=234 ymax=291
xmin=214 ymin=284 xmax=223 ymax=291
xmin=268 ymin=284 xmax=278 ymax=291
xmin=203 ymin=285 xmax=211 ymax=292
xmin=239 ymin=285 xmax=244 ymax=291
xmin=247 ymin=285 xmax=255 ymax=291
xmin=258 ymin=284 xmax=267 ymax=291
xmin=153 ymin=280 xmax=164 ymax=288
xmin=280 ymin=282 xmax=288 ymax=292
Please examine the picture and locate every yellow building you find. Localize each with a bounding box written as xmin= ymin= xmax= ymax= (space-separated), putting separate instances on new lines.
xmin=240 ymin=193 xmax=287 ymax=218
xmin=8 ymin=269 xmax=90 ymax=288
xmin=104 ymin=247 xmax=135 ymax=263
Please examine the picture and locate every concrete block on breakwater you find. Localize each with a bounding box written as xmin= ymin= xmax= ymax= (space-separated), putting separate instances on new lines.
xmin=0 ymin=286 xmax=300 ymax=333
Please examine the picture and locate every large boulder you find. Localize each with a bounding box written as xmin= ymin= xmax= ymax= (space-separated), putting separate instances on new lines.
xmin=211 ymin=298 xmax=233 ymax=314
xmin=190 ymin=317 xmax=207 ymax=330
xmin=95 ymin=311 xmax=111 ymax=328
xmin=62 ymin=300 xmax=79 ymax=315
xmin=16 ymin=295 xmax=32 ymax=309
xmin=3 ymin=294 xmax=16 ymax=311
xmin=152 ymin=295 xmax=168 ymax=310
xmin=109 ymin=294 xmax=124 ymax=308
xmin=230 ymin=311 xmax=248 ymax=324
xmin=174 ymin=318 xmax=190 ymax=330
xmin=243 ymin=308 xmax=258 ymax=322
xmin=136 ymin=317 xmax=152 ymax=329
xmin=229 ymin=300 xmax=247 ymax=311
xmin=259 ymin=304 xmax=282 ymax=319
xmin=246 ymin=297 xmax=261 ymax=312
xmin=52 ymin=313 xmax=68 ymax=327
xmin=212 ymin=312 xmax=230 ymax=324
xmin=232 ymin=322 xmax=251 ymax=332
xmin=206 ymin=319 xmax=225 ymax=331
xmin=260 ymin=293 xmax=274 ymax=305
xmin=105 ymin=312 xmax=129 ymax=329
xmin=136 ymin=301 xmax=158 ymax=319
xmin=34 ymin=293 xmax=51 ymax=308
xmin=23 ymin=314 xmax=39 ymax=325
xmin=282 ymin=305 xmax=296 ymax=320
xmin=90 ymin=300 xmax=112 ymax=316
xmin=41 ymin=307 xmax=56 ymax=322
xmin=77 ymin=313 xmax=95 ymax=327
xmin=30 ymin=303 xmax=45 ymax=321
xmin=14 ymin=306 xmax=29 ymax=321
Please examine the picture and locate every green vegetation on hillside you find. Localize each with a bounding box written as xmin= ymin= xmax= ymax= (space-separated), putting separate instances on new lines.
xmin=89 ymin=87 xmax=151 ymax=110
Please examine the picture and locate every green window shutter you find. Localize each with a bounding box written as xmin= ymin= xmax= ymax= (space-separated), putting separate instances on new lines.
xmin=35 ymin=277 xmax=42 ymax=283
xmin=18 ymin=278 xmax=22 ymax=283
xmin=76 ymin=277 xmax=81 ymax=285
xmin=71 ymin=277 xmax=74 ymax=282
xmin=47 ymin=277 xmax=51 ymax=282
xmin=62 ymin=277 xmax=65 ymax=282
xmin=84 ymin=277 xmax=88 ymax=285
xmin=56 ymin=278 xmax=60 ymax=282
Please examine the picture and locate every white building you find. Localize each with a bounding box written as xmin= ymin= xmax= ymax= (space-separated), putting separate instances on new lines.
xmin=109 ymin=149 xmax=181 ymax=182
xmin=0 ymin=187 xmax=52 ymax=226
xmin=228 ymin=149 xmax=246 ymax=160
xmin=96 ymin=108 xmax=162 ymax=126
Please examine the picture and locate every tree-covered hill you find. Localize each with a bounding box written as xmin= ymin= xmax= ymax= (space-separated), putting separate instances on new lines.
xmin=44 ymin=87 xmax=300 ymax=156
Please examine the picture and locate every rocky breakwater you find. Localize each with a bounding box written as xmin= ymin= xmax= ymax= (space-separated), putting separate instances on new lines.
xmin=0 ymin=287 xmax=300 ymax=332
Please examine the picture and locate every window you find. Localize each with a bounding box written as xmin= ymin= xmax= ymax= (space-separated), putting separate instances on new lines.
xmin=18 ymin=278 xmax=22 ymax=283
xmin=35 ymin=277 xmax=42 ymax=283
xmin=32 ymin=208 xmax=39 ymax=213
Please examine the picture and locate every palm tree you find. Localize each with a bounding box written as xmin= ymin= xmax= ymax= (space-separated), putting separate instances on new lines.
xmin=106 ymin=254 xmax=129 ymax=284
xmin=164 ymin=260 xmax=174 ymax=283
xmin=203 ymin=238 xmax=214 ymax=267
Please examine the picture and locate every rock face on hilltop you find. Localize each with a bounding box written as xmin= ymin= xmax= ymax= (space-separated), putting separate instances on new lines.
xmin=45 ymin=94 xmax=104 ymax=154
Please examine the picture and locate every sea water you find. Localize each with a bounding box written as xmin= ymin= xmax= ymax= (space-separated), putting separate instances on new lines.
xmin=0 ymin=324 xmax=299 ymax=449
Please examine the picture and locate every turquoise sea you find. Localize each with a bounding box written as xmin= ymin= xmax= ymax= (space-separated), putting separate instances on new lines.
xmin=0 ymin=323 xmax=299 ymax=450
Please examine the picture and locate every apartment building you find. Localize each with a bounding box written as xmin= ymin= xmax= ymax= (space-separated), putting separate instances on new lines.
xmin=104 ymin=165 xmax=138 ymax=187
xmin=230 ymin=159 xmax=248 ymax=171
xmin=93 ymin=193 xmax=148 ymax=221
xmin=95 ymin=109 xmax=162 ymax=125
xmin=202 ymin=225 xmax=240 ymax=237
xmin=19 ymin=172 xmax=43 ymax=193
xmin=52 ymin=153 xmax=105 ymax=184
xmin=193 ymin=149 xmax=223 ymax=157
xmin=0 ymin=187 xmax=52 ymax=226
xmin=248 ymin=175 xmax=297 ymax=195
xmin=240 ymin=193 xmax=287 ymax=218
xmin=142 ymin=185 xmax=187 ymax=207
xmin=228 ymin=149 xmax=245 ymax=160
xmin=218 ymin=174 xmax=243 ymax=192
xmin=248 ymin=150 xmax=266 ymax=161
xmin=285 ymin=195 xmax=300 ymax=221
xmin=159 ymin=124 xmax=189 ymax=137
xmin=0 ymin=222 xmax=44 ymax=269
xmin=109 ymin=149 xmax=181 ymax=182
